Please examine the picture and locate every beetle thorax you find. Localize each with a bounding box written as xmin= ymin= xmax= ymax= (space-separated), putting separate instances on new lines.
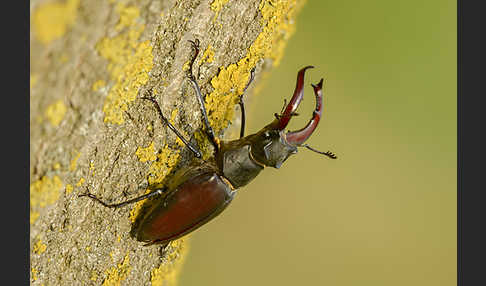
xmin=220 ymin=143 xmax=264 ymax=189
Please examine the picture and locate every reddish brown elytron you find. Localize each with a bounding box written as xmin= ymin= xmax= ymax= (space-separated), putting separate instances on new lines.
xmin=80 ymin=40 xmax=337 ymax=247
xmin=137 ymin=173 xmax=233 ymax=244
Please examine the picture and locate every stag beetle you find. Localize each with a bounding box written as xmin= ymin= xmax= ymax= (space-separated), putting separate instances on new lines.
xmin=80 ymin=39 xmax=337 ymax=246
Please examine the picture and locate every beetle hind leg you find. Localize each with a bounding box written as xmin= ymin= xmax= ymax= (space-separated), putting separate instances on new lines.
xmin=79 ymin=187 xmax=167 ymax=209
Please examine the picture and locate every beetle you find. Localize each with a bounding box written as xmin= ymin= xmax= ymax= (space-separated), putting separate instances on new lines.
xmin=80 ymin=39 xmax=337 ymax=246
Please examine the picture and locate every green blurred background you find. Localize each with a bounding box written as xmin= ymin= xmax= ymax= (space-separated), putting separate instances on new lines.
xmin=180 ymin=0 xmax=456 ymax=285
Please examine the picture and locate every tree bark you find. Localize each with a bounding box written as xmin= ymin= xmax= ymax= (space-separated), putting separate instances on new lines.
xmin=30 ymin=0 xmax=305 ymax=284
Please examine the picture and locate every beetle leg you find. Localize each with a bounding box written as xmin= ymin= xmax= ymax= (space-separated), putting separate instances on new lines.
xmin=141 ymin=96 xmax=202 ymax=158
xmin=158 ymin=243 xmax=170 ymax=253
xmin=187 ymin=39 xmax=220 ymax=153
xmin=79 ymin=187 xmax=167 ymax=209
xmin=238 ymin=67 xmax=256 ymax=138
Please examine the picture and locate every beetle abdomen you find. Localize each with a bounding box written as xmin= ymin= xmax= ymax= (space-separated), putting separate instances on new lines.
xmin=137 ymin=172 xmax=234 ymax=245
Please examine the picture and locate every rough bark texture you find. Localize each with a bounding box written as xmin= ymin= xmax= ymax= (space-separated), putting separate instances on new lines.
xmin=30 ymin=0 xmax=305 ymax=285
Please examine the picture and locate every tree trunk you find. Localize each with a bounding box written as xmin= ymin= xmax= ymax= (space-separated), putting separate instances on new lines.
xmin=30 ymin=0 xmax=305 ymax=284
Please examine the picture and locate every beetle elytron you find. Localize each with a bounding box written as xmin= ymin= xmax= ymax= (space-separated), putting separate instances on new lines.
xmin=80 ymin=39 xmax=337 ymax=246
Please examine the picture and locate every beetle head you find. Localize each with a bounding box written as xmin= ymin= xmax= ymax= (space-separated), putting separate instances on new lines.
xmin=249 ymin=122 xmax=298 ymax=169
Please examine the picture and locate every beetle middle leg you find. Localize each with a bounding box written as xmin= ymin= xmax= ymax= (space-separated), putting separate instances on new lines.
xmin=79 ymin=187 xmax=168 ymax=209
xmin=141 ymin=95 xmax=202 ymax=158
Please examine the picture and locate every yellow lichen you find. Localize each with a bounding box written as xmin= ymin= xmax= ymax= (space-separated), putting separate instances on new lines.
xmin=53 ymin=162 xmax=61 ymax=170
xmin=169 ymin=109 xmax=178 ymax=125
xmin=45 ymin=100 xmax=67 ymax=127
xmin=30 ymin=212 xmax=40 ymax=224
xmin=210 ymin=0 xmax=229 ymax=21
xmin=201 ymin=45 xmax=215 ymax=64
xmin=115 ymin=3 xmax=140 ymax=31
xmin=91 ymin=271 xmax=98 ymax=282
xmin=97 ymin=5 xmax=153 ymax=125
xmin=76 ymin=177 xmax=85 ymax=187
xmin=147 ymin=146 xmax=180 ymax=186
xmin=151 ymin=238 xmax=189 ymax=286
xmin=66 ymin=184 xmax=73 ymax=194
xmin=70 ymin=152 xmax=81 ymax=171
xmin=129 ymin=145 xmax=181 ymax=222
xmin=129 ymin=188 xmax=152 ymax=223
xmin=194 ymin=131 xmax=214 ymax=160
xmin=31 ymin=267 xmax=38 ymax=281
xmin=92 ymin=79 xmax=106 ymax=91
xmin=32 ymin=0 xmax=80 ymax=45
xmin=33 ymin=239 xmax=47 ymax=254
xmin=135 ymin=142 xmax=157 ymax=162
xmin=90 ymin=162 xmax=96 ymax=175
xmin=30 ymin=176 xmax=63 ymax=224
xmin=30 ymin=74 xmax=38 ymax=89
xmin=60 ymin=53 xmax=69 ymax=63
xmin=169 ymin=109 xmax=186 ymax=147
xmin=203 ymin=0 xmax=304 ymax=136
xmin=102 ymin=253 xmax=131 ymax=286
xmin=182 ymin=60 xmax=191 ymax=72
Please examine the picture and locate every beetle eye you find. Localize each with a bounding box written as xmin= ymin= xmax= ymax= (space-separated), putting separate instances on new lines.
xmin=263 ymin=131 xmax=271 ymax=139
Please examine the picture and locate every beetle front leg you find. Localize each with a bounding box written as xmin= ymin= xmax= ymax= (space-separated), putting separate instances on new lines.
xmin=187 ymin=39 xmax=220 ymax=153
xmin=79 ymin=187 xmax=167 ymax=209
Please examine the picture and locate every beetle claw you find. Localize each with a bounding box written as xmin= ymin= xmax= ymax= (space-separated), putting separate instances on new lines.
xmin=187 ymin=39 xmax=201 ymax=79
xmin=187 ymin=39 xmax=200 ymax=50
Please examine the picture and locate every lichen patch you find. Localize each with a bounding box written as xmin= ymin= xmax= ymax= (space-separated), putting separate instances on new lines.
xmin=135 ymin=142 xmax=157 ymax=162
xmin=30 ymin=176 xmax=63 ymax=224
xmin=203 ymin=0 xmax=305 ymax=136
xmin=45 ymin=100 xmax=67 ymax=127
xmin=150 ymin=238 xmax=189 ymax=286
xmin=102 ymin=253 xmax=131 ymax=286
xmin=96 ymin=4 xmax=153 ymax=125
xmin=32 ymin=0 xmax=80 ymax=44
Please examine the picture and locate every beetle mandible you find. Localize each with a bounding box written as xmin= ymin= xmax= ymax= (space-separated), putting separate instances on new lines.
xmin=80 ymin=39 xmax=337 ymax=246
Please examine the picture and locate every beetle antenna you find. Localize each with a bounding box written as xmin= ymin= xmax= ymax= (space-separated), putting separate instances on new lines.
xmin=301 ymin=144 xmax=337 ymax=159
